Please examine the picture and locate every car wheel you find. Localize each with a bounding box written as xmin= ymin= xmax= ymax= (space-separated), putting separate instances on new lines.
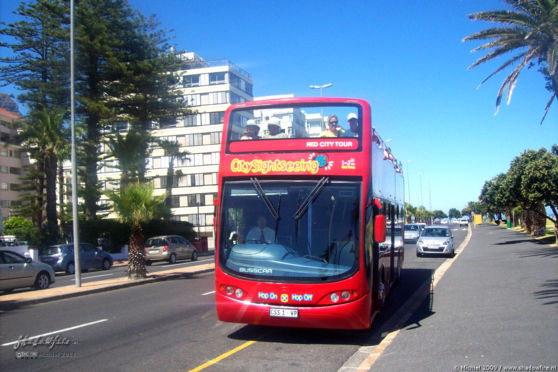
xmin=168 ymin=254 xmax=176 ymax=264
xmin=102 ymin=258 xmax=111 ymax=270
xmin=191 ymin=250 xmax=198 ymax=262
xmin=34 ymin=272 xmax=50 ymax=290
xmin=416 ymin=252 xmax=421 ymax=257
xmin=66 ymin=262 xmax=75 ymax=275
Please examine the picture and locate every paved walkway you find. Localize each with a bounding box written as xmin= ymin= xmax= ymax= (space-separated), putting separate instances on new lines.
xmin=369 ymin=224 xmax=558 ymax=371
xmin=0 ymin=262 xmax=215 ymax=307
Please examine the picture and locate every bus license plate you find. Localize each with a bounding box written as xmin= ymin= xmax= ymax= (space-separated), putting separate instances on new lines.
xmin=269 ymin=308 xmax=298 ymax=318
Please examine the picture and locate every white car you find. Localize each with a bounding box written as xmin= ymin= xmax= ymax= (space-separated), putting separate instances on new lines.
xmin=416 ymin=226 xmax=455 ymax=257
xmin=404 ymin=224 xmax=420 ymax=242
xmin=459 ymin=217 xmax=469 ymax=226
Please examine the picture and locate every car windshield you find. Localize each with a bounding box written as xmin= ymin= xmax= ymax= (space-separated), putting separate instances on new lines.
xmin=422 ymin=228 xmax=450 ymax=237
xmin=405 ymin=224 xmax=419 ymax=231
xmin=219 ymin=179 xmax=360 ymax=283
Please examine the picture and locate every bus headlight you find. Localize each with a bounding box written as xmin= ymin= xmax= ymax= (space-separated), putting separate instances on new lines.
xmin=330 ymin=293 xmax=340 ymax=303
xmin=341 ymin=291 xmax=351 ymax=300
xmin=235 ymin=288 xmax=243 ymax=298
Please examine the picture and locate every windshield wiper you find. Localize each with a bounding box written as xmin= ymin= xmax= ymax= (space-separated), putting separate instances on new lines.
xmin=250 ymin=177 xmax=279 ymax=220
xmin=292 ymin=177 xmax=330 ymax=220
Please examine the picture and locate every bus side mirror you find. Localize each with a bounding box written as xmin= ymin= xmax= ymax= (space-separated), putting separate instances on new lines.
xmin=374 ymin=214 xmax=386 ymax=243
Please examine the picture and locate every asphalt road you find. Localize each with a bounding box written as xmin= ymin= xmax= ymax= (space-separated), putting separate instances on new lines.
xmin=8 ymin=224 xmax=552 ymax=372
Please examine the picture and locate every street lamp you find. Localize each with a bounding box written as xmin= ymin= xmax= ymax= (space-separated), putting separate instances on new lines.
xmin=309 ymin=83 xmax=333 ymax=97
xmin=405 ymin=160 xmax=412 ymax=206
xmin=196 ymin=200 xmax=201 ymax=241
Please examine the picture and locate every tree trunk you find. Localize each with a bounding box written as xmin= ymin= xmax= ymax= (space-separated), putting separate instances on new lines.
xmin=45 ymin=152 xmax=58 ymax=242
xmin=127 ymin=223 xmax=147 ymax=279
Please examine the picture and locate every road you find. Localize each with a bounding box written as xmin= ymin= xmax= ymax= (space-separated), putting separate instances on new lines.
xmin=5 ymin=224 xmax=552 ymax=372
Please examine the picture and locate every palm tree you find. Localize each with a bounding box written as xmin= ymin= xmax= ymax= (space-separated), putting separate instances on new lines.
xmin=463 ymin=0 xmax=558 ymax=123
xmin=102 ymin=128 xmax=149 ymax=188
xmin=158 ymin=139 xmax=189 ymax=208
xmin=105 ymin=183 xmax=168 ymax=279
xmin=23 ymin=107 xmax=69 ymax=242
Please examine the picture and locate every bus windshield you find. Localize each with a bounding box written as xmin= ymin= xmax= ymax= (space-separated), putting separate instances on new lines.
xmin=219 ymin=179 xmax=360 ymax=283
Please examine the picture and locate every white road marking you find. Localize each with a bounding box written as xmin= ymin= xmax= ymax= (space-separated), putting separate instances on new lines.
xmin=1 ymin=319 xmax=108 ymax=347
xmin=202 ymin=290 xmax=216 ymax=296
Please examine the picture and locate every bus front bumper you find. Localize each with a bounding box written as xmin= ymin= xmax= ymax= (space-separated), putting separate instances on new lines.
xmin=216 ymin=292 xmax=372 ymax=330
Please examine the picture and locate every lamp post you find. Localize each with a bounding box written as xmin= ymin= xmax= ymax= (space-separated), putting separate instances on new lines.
xmin=405 ymin=160 xmax=411 ymax=206
xmin=309 ymin=83 xmax=333 ymax=97
xmin=309 ymin=83 xmax=332 ymax=125
xmin=196 ymin=201 xmax=201 ymax=241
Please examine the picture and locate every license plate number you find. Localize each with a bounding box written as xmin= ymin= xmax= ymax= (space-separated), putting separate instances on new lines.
xmin=149 ymin=250 xmax=159 ymax=254
xmin=269 ymin=308 xmax=298 ymax=318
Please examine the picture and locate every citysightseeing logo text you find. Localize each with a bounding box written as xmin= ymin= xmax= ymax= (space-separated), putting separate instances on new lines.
xmin=230 ymin=158 xmax=320 ymax=175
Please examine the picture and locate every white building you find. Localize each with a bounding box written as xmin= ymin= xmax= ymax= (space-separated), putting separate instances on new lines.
xmin=97 ymin=52 xmax=253 ymax=250
xmin=0 ymin=108 xmax=29 ymax=224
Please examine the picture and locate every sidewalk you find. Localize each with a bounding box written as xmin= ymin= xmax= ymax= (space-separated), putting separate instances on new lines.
xmin=0 ymin=262 xmax=215 ymax=307
xmin=370 ymin=224 xmax=558 ymax=371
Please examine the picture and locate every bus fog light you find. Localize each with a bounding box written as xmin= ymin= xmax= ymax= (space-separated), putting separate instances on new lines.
xmin=341 ymin=291 xmax=350 ymax=300
xmin=235 ymin=288 xmax=243 ymax=298
xmin=226 ymin=286 xmax=234 ymax=295
xmin=330 ymin=293 xmax=340 ymax=303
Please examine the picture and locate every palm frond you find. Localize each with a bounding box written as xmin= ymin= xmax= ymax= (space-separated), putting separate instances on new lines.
xmin=468 ymin=10 xmax=536 ymax=28
xmin=477 ymin=54 xmax=525 ymax=87
xmin=468 ymin=43 xmax=527 ymax=70
xmin=540 ymin=92 xmax=557 ymax=124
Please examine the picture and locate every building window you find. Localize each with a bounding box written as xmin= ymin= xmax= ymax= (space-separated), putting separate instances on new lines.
xmin=209 ymin=111 xmax=225 ymax=124
xmin=230 ymin=92 xmax=245 ymax=104
xmin=185 ymin=114 xmax=198 ymax=127
xmin=210 ymin=132 xmax=221 ymax=144
xmin=183 ymin=74 xmax=200 ymax=88
xmin=170 ymin=195 xmax=180 ymax=208
xmin=209 ymin=72 xmax=226 ymax=85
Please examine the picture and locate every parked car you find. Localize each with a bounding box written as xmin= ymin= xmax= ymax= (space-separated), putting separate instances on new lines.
xmin=0 ymin=250 xmax=55 ymax=292
xmin=144 ymin=235 xmax=198 ymax=265
xmin=40 ymin=243 xmax=113 ymax=274
xmin=416 ymin=225 xmax=455 ymax=257
xmin=404 ymin=224 xmax=421 ymax=242
xmin=459 ymin=217 xmax=469 ymax=226
xmin=380 ymin=226 xmax=404 ymax=251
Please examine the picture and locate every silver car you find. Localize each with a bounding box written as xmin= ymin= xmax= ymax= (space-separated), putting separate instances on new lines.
xmin=416 ymin=225 xmax=455 ymax=257
xmin=404 ymin=224 xmax=421 ymax=242
xmin=0 ymin=250 xmax=55 ymax=292
xmin=144 ymin=235 xmax=198 ymax=265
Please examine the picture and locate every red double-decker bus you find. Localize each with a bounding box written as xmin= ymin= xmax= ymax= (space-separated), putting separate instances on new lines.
xmin=215 ymin=97 xmax=405 ymax=329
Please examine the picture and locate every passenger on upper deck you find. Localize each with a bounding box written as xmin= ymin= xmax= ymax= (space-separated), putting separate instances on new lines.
xmin=241 ymin=120 xmax=260 ymax=140
xmin=320 ymin=114 xmax=344 ymax=138
xmin=263 ymin=117 xmax=288 ymax=139
xmin=342 ymin=113 xmax=359 ymax=137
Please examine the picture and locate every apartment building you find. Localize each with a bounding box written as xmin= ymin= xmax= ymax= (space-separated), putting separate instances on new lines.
xmin=0 ymin=108 xmax=28 ymax=223
xmin=98 ymin=52 xmax=253 ymax=250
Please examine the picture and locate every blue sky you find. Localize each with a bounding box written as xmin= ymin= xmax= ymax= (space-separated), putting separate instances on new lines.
xmin=2 ymin=0 xmax=557 ymax=213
